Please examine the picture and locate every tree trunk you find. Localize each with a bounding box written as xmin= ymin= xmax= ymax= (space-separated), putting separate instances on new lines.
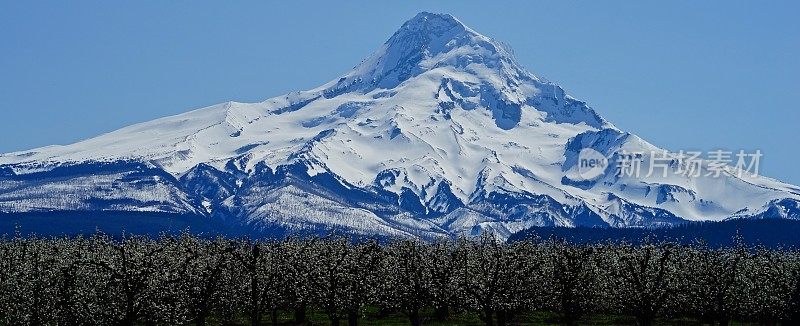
xmin=563 ymin=314 xmax=577 ymax=326
xmin=222 ymin=315 xmax=237 ymax=326
xmin=481 ymin=307 xmax=494 ymax=326
xmin=122 ymin=295 xmax=137 ymax=326
xmin=635 ymin=314 xmax=653 ymax=326
xmin=194 ymin=311 xmax=208 ymax=326
xmin=271 ymin=308 xmax=278 ymax=326
xmin=496 ymin=310 xmax=507 ymax=326
xmin=434 ymin=305 xmax=449 ymax=321
xmin=409 ymin=308 xmax=421 ymax=326
xmin=330 ymin=316 xmax=341 ymax=326
xmin=378 ymin=306 xmax=392 ymax=318
xmin=121 ymin=314 xmax=136 ymax=326
xmin=348 ymin=310 xmax=358 ymax=326
xmin=294 ymin=305 xmax=307 ymax=325
xmin=250 ymin=307 xmax=262 ymax=326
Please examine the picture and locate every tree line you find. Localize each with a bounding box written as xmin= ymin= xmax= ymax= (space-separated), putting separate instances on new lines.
xmin=1 ymin=233 xmax=799 ymax=326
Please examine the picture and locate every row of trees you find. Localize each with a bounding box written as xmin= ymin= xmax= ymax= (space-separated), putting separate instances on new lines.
xmin=0 ymin=233 xmax=799 ymax=326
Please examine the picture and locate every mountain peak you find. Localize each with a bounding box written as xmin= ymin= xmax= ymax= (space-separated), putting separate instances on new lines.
xmin=326 ymin=12 xmax=523 ymax=95
xmin=396 ymin=12 xmax=469 ymax=38
xmin=320 ymin=13 xmax=611 ymax=129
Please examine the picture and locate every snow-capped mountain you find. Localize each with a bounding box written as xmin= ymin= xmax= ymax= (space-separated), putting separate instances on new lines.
xmin=1 ymin=12 xmax=799 ymax=240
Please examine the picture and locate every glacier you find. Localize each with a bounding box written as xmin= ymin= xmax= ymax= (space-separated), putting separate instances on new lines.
xmin=1 ymin=12 xmax=799 ymax=240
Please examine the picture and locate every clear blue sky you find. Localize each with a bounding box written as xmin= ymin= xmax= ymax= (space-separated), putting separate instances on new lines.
xmin=1 ymin=1 xmax=798 ymax=183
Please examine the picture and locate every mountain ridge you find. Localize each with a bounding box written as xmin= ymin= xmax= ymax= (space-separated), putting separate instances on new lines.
xmin=1 ymin=12 xmax=798 ymax=240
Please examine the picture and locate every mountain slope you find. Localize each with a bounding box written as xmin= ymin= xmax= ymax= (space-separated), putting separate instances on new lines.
xmin=1 ymin=12 xmax=798 ymax=239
